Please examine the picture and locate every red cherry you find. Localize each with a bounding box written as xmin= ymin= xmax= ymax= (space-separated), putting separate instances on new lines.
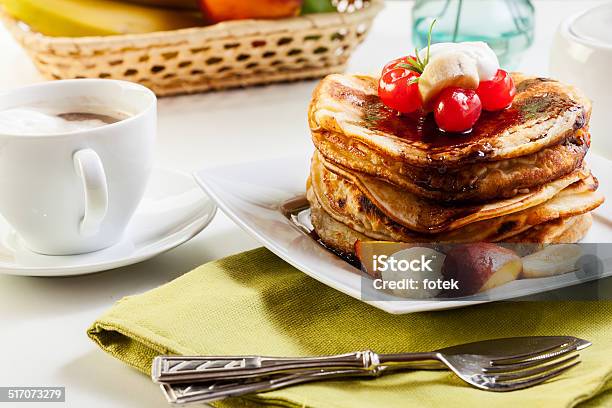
xmin=378 ymin=68 xmax=422 ymax=114
xmin=434 ymin=87 xmax=482 ymax=133
xmin=381 ymin=56 xmax=415 ymax=75
xmin=476 ymin=69 xmax=516 ymax=111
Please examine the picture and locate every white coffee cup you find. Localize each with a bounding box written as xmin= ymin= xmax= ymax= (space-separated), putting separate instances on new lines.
xmin=550 ymin=3 xmax=612 ymax=159
xmin=0 ymin=79 xmax=156 ymax=255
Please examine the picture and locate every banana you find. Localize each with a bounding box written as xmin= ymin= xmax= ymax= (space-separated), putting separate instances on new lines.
xmin=2 ymin=0 xmax=205 ymax=37
xmin=418 ymin=51 xmax=480 ymax=109
xmin=521 ymin=244 xmax=583 ymax=279
xmin=121 ymin=0 xmax=199 ymax=10
xmin=418 ymin=42 xmax=499 ymax=84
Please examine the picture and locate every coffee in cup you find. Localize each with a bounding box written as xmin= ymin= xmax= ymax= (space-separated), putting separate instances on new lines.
xmin=0 ymin=79 xmax=156 ymax=255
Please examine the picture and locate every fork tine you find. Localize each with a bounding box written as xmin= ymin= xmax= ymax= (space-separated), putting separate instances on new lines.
xmin=487 ymin=359 xmax=581 ymax=391
xmin=484 ymin=345 xmax=579 ymax=373
xmin=487 ymin=354 xmax=579 ymax=381
xmin=488 ymin=340 xmax=574 ymax=365
xmin=490 ymin=341 xmax=578 ymax=367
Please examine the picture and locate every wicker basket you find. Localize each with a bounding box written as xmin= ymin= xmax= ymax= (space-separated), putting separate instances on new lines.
xmin=1 ymin=1 xmax=383 ymax=96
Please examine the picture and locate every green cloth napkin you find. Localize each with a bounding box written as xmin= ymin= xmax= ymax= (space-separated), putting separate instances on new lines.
xmin=88 ymin=248 xmax=612 ymax=407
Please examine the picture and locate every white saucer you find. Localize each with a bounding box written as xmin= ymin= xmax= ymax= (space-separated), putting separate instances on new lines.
xmin=0 ymin=168 xmax=216 ymax=277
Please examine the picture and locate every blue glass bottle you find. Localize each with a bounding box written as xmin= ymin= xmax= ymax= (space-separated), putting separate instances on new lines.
xmin=412 ymin=0 xmax=535 ymax=69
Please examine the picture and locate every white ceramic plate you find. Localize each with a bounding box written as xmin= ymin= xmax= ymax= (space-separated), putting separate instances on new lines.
xmin=194 ymin=155 xmax=612 ymax=314
xmin=0 ymin=168 xmax=216 ymax=276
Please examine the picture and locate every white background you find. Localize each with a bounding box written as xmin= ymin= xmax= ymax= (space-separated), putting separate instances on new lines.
xmin=0 ymin=1 xmax=607 ymax=407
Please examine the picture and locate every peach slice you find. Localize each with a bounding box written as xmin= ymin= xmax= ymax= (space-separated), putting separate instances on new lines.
xmin=442 ymin=243 xmax=523 ymax=297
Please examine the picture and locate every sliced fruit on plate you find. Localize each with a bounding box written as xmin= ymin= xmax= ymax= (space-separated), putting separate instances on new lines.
xmin=355 ymin=241 xmax=447 ymax=299
xmin=521 ymin=244 xmax=583 ymax=279
xmin=379 ymin=246 xmax=446 ymax=299
xmin=442 ymin=243 xmax=523 ymax=296
xmin=355 ymin=240 xmax=432 ymax=278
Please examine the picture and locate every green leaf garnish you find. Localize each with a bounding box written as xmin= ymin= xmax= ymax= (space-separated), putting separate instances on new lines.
xmin=396 ymin=63 xmax=422 ymax=75
xmin=404 ymin=19 xmax=437 ymax=74
xmin=365 ymin=112 xmax=384 ymax=124
xmin=519 ymin=96 xmax=552 ymax=120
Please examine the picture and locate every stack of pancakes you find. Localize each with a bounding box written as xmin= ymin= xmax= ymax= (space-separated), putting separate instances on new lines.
xmin=306 ymin=73 xmax=604 ymax=256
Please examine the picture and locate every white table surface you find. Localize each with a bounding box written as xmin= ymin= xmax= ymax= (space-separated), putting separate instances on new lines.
xmin=0 ymin=1 xmax=607 ymax=407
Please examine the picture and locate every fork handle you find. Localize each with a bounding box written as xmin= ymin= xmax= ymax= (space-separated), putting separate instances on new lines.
xmin=153 ymin=351 xmax=375 ymax=383
xmin=379 ymin=352 xmax=442 ymax=367
xmin=152 ymin=351 xmax=444 ymax=384
xmin=162 ymin=368 xmax=383 ymax=405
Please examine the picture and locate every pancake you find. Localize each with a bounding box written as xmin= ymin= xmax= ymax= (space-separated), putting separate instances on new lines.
xmin=309 ymin=72 xmax=591 ymax=168
xmin=313 ymin=151 xmax=590 ymax=234
xmin=307 ymin=166 xmax=603 ymax=245
xmin=310 ymin=192 xmax=591 ymax=257
xmin=499 ymin=214 xmax=592 ymax=256
xmin=309 ymin=73 xmax=591 ymax=202
xmin=309 ymin=187 xmax=375 ymax=256
xmin=306 ymin=71 xmax=601 ymax=259
xmin=312 ymin=127 xmax=589 ymax=202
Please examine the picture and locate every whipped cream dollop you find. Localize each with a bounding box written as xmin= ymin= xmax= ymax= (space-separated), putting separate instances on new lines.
xmin=418 ymin=41 xmax=500 ymax=82
xmin=415 ymin=41 xmax=500 ymax=107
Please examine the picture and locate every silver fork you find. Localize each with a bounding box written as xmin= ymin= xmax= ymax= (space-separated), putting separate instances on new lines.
xmin=152 ymin=336 xmax=590 ymax=404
